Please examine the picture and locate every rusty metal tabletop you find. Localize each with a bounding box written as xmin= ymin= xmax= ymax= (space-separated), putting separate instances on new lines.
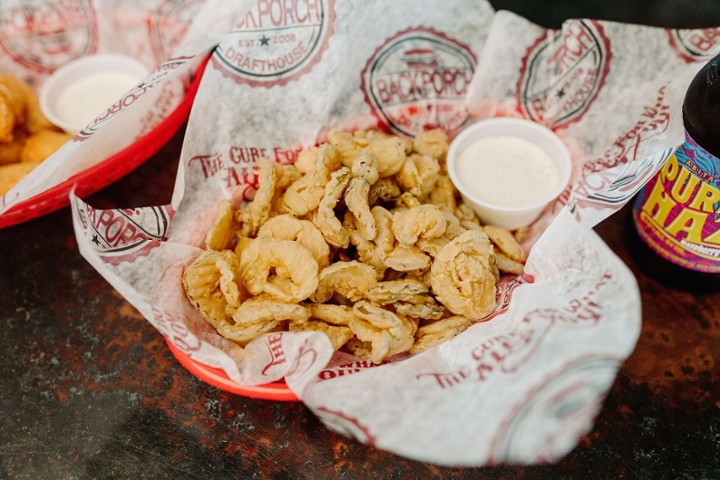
xmin=1 ymin=3 xmax=719 ymax=479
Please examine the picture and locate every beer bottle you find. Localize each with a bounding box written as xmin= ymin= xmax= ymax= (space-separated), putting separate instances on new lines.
xmin=630 ymin=53 xmax=720 ymax=291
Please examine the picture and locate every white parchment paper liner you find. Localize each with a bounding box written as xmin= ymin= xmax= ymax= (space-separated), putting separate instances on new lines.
xmin=69 ymin=2 xmax=720 ymax=466
xmin=0 ymin=0 xmax=235 ymax=218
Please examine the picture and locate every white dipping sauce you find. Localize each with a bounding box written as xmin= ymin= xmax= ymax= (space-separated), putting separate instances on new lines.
xmin=455 ymin=136 xmax=558 ymax=208
xmin=53 ymin=72 xmax=140 ymax=127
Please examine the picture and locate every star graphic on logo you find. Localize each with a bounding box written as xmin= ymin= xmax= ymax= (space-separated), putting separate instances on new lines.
xmin=91 ymin=234 xmax=101 ymax=246
xmin=259 ymin=35 xmax=270 ymax=46
xmin=556 ymin=87 xmax=566 ymax=98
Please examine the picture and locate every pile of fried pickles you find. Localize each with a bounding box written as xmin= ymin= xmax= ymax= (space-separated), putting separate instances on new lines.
xmin=183 ymin=128 xmax=527 ymax=364
xmin=0 ymin=74 xmax=71 ymax=195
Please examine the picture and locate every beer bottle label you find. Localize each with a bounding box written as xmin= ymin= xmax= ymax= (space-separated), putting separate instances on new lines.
xmin=632 ymin=132 xmax=720 ymax=274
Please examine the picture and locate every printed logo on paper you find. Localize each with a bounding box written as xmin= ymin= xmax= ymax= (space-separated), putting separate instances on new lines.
xmin=261 ymin=333 xmax=287 ymax=375
xmin=0 ymin=0 xmax=97 ymax=73
xmin=77 ymin=54 xmax=194 ymax=138
xmin=572 ymin=148 xmax=673 ymax=217
xmin=188 ymin=142 xmax=303 ymax=200
xmin=583 ymin=85 xmax=672 ymax=175
xmin=361 ymin=27 xmax=476 ymax=137
xmin=668 ymin=27 xmax=720 ymax=62
xmin=75 ymin=200 xmax=173 ymax=265
xmin=489 ymin=357 xmax=620 ymax=463
xmin=149 ymin=0 xmax=206 ymax=64
xmin=571 ymin=85 xmax=674 ymax=213
xmin=317 ymin=359 xmax=376 ymax=381
xmin=213 ymin=0 xmax=335 ymax=87
xmin=494 ymin=275 xmax=531 ymax=316
xmin=517 ymin=20 xmax=612 ymax=129
xmin=316 ymin=406 xmax=376 ymax=446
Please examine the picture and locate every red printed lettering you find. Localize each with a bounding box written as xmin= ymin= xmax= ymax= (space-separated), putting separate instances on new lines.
xmin=1 ymin=0 xmax=88 ymax=36
xmin=261 ymin=334 xmax=286 ymax=374
xmin=223 ymin=165 xmax=256 ymax=189
xmin=238 ymin=0 xmax=322 ymax=29
xmin=229 ymin=146 xmax=268 ymax=164
xmin=373 ymin=68 xmax=473 ymax=106
xmin=188 ymin=153 xmax=223 ymax=179
xmin=318 ymin=360 xmax=375 ymax=380
xmin=273 ymin=146 xmax=301 ymax=164
xmin=549 ymin=22 xmax=596 ymax=77
xmin=89 ymin=210 xmax=146 ymax=248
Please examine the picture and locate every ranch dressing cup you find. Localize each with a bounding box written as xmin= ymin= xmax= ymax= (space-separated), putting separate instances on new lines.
xmin=447 ymin=117 xmax=572 ymax=230
xmin=39 ymin=54 xmax=149 ymax=134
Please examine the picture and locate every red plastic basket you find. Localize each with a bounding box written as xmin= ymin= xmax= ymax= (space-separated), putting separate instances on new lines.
xmin=165 ymin=338 xmax=299 ymax=402
xmin=0 ymin=55 xmax=210 ymax=230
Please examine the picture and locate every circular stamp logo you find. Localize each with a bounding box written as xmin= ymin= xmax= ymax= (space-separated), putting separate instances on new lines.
xmin=517 ymin=20 xmax=611 ymax=129
xmin=361 ymin=27 xmax=476 ymax=137
xmin=668 ymin=27 xmax=720 ymax=62
xmin=489 ymin=357 xmax=619 ymax=463
xmin=0 ymin=0 xmax=97 ymax=73
xmin=212 ymin=0 xmax=335 ymax=87
xmin=75 ymin=201 xmax=173 ymax=266
xmin=148 ymin=0 xmax=206 ymax=65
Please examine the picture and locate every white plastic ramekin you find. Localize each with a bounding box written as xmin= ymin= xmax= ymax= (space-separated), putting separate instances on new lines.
xmin=39 ymin=53 xmax=149 ymax=134
xmin=446 ymin=117 xmax=572 ymax=230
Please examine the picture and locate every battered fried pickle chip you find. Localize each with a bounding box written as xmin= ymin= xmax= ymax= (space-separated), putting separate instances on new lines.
xmin=313 ymin=166 xmax=352 ymax=248
xmin=289 ymin=320 xmax=354 ymax=350
xmin=239 ymin=238 xmax=319 ymax=303
xmin=257 ymin=214 xmax=331 ymax=268
xmin=483 ymin=224 xmax=525 ymax=262
xmin=219 ymin=298 xmax=310 ymax=345
xmin=367 ymin=135 xmax=407 ymax=178
xmin=384 ymin=245 xmax=431 ymax=272
xmin=409 ymin=316 xmax=473 ymax=354
xmin=494 ymin=252 xmax=525 ymax=276
xmin=413 ymin=128 xmax=449 ymax=159
xmin=313 ymin=260 xmax=377 ymax=303
xmin=349 ymin=301 xmax=417 ymax=363
xmin=392 ymin=204 xmax=447 ymax=246
xmin=182 ymin=127 xmax=529 ymax=364
xmin=394 ymin=300 xmax=445 ymax=320
xmin=430 ymin=230 xmax=497 ymax=319
xmin=182 ymin=250 xmax=248 ymax=328
xmin=205 ymin=200 xmax=236 ymax=251
xmin=365 ymin=279 xmax=428 ymax=305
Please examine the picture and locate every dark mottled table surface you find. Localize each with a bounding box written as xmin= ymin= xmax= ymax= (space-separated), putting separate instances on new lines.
xmin=2 ymin=3 xmax=720 ymax=479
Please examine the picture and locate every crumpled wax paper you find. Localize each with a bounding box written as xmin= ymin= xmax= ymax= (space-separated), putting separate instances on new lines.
xmin=69 ymin=0 xmax=720 ymax=466
xmin=0 ymin=0 xmax=235 ymax=218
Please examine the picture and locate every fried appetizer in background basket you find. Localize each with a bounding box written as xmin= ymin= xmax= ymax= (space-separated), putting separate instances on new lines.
xmin=0 ymin=74 xmax=72 ymax=195
xmin=183 ymin=128 xmax=528 ymax=365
